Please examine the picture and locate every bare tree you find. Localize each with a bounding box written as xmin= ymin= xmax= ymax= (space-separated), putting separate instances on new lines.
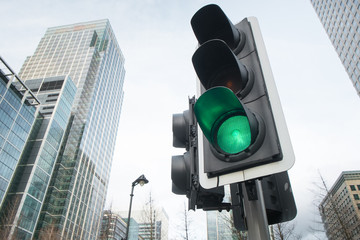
xmin=219 ymin=210 xmax=247 ymax=240
xmin=0 ymin=195 xmax=21 ymax=240
xmin=270 ymin=222 xmax=302 ymax=240
xmin=175 ymin=202 xmax=196 ymax=240
xmin=220 ymin=208 xmax=300 ymax=240
xmin=37 ymin=224 xmax=62 ymax=240
xmin=141 ymin=192 xmax=158 ymax=240
xmin=181 ymin=203 xmax=190 ymax=240
xmin=311 ymin=172 xmax=354 ymax=240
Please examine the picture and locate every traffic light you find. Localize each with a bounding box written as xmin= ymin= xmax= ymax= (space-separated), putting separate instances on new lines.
xmin=171 ymin=97 xmax=226 ymax=210
xmin=261 ymin=171 xmax=297 ymax=224
xmin=230 ymin=171 xmax=297 ymax=230
xmin=191 ymin=4 xmax=294 ymax=187
xmin=171 ymin=97 xmax=197 ymax=209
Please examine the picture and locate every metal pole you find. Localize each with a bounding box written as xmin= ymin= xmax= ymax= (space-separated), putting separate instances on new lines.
xmin=125 ymin=184 xmax=135 ymax=240
xmin=242 ymin=179 xmax=270 ymax=240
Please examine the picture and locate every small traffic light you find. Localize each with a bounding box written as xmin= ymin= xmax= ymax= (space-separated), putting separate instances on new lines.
xmin=171 ymin=98 xmax=226 ymax=210
xmin=230 ymin=171 xmax=297 ymax=231
xmin=171 ymin=98 xmax=197 ymax=207
xmin=261 ymin=171 xmax=297 ymax=224
xmin=191 ymin=4 xmax=294 ymax=187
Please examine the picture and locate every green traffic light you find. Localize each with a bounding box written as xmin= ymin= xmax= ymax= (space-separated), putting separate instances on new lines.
xmin=217 ymin=115 xmax=251 ymax=154
xmin=194 ymin=87 xmax=253 ymax=155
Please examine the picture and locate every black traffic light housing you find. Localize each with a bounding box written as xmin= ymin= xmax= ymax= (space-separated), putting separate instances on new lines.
xmin=172 ymin=5 xmax=296 ymax=228
xmin=230 ymin=171 xmax=297 ymax=230
xmin=191 ymin=4 xmax=245 ymax=52
xmin=171 ymin=98 xmax=198 ymax=209
xmin=192 ymin=4 xmax=282 ymax=178
xmin=171 ymin=97 xmax=225 ymax=210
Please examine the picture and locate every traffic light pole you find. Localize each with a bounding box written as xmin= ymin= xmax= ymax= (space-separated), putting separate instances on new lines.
xmin=242 ymin=180 xmax=270 ymax=240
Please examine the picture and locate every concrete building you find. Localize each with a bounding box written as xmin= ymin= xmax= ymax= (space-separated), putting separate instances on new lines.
xmin=310 ymin=0 xmax=360 ymax=97
xmin=0 ymin=19 xmax=125 ymax=239
xmin=319 ymin=170 xmax=360 ymax=239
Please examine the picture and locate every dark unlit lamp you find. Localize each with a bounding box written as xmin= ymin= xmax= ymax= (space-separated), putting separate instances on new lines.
xmin=124 ymin=174 xmax=149 ymax=240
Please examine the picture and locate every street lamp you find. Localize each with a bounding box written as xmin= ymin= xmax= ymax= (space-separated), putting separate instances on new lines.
xmin=124 ymin=174 xmax=149 ymax=240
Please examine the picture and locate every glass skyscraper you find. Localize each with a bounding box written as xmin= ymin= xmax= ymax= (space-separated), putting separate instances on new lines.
xmin=310 ymin=0 xmax=360 ymax=96
xmin=6 ymin=75 xmax=77 ymax=239
xmin=1 ymin=19 xmax=125 ymax=239
xmin=0 ymin=57 xmax=40 ymax=209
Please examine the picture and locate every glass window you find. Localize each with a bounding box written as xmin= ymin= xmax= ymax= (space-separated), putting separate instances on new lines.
xmin=351 ymin=185 xmax=356 ymax=191
xmin=354 ymin=194 xmax=359 ymax=200
xmin=0 ymin=79 xmax=7 ymax=97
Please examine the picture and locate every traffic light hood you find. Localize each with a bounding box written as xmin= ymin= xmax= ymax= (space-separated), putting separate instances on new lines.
xmin=191 ymin=4 xmax=245 ymax=52
xmin=192 ymin=40 xmax=253 ymax=97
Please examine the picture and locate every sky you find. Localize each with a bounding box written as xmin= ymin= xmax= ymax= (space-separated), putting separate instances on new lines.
xmin=1 ymin=0 xmax=360 ymax=239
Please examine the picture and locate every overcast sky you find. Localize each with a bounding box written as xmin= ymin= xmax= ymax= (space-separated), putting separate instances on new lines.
xmin=2 ymin=0 xmax=360 ymax=239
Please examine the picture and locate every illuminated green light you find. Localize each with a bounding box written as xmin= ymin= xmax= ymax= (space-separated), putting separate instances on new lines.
xmin=217 ymin=116 xmax=251 ymax=154
xmin=194 ymin=87 xmax=253 ymax=155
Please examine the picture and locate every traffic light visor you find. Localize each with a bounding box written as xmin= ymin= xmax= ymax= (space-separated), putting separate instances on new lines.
xmin=194 ymin=87 xmax=252 ymax=154
xmin=192 ymin=40 xmax=249 ymax=94
xmin=191 ymin=4 xmax=241 ymax=50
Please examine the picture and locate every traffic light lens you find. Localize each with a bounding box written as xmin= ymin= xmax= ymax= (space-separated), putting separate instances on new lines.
xmin=210 ymin=69 xmax=245 ymax=94
xmin=217 ymin=115 xmax=251 ymax=154
xmin=194 ymin=87 xmax=256 ymax=155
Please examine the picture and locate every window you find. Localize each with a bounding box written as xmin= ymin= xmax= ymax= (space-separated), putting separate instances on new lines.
xmin=351 ymin=185 xmax=356 ymax=191
xmin=354 ymin=194 xmax=359 ymax=200
xmin=357 ymin=185 xmax=360 ymax=190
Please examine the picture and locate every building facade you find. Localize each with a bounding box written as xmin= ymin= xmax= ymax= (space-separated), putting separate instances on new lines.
xmin=120 ymin=208 xmax=169 ymax=240
xmin=99 ymin=210 xmax=127 ymax=240
xmin=310 ymin=0 xmax=360 ymax=96
xmin=207 ymin=210 xmax=242 ymax=240
xmin=319 ymin=171 xmax=360 ymax=239
xmin=0 ymin=19 xmax=125 ymax=239
xmin=6 ymin=75 xmax=76 ymax=239
xmin=0 ymin=56 xmax=40 ymax=210
xmin=99 ymin=211 xmax=145 ymax=240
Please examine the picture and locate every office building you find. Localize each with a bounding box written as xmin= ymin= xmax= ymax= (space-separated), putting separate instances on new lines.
xmin=99 ymin=210 xmax=145 ymax=240
xmin=0 ymin=19 xmax=125 ymax=239
xmin=120 ymin=208 xmax=169 ymax=240
xmin=125 ymin=218 xmax=142 ymax=240
xmin=319 ymin=171 xmax=360 ymax=239
xmin=5 ymin=75 xmax=76 ymax=239
xmin=310 ymin=0 xmax=360 ymax=96
xmin=206 ymin=186 xmax=247 ymax=240
xmin=0 ymin=57 xmax=40 ymax=209
xmin=207 ymin=211 xmax=243 ymax=240
xmin=99 ymin=210 xmax=127 ymax=240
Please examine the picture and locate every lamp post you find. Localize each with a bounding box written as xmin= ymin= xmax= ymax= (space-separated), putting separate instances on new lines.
xmin=124 ymin=174 xmax=149 ymax=240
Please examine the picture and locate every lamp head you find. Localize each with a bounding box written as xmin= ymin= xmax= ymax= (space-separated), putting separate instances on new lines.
xmin=134 ymin=174 xmax=149 ymax=186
